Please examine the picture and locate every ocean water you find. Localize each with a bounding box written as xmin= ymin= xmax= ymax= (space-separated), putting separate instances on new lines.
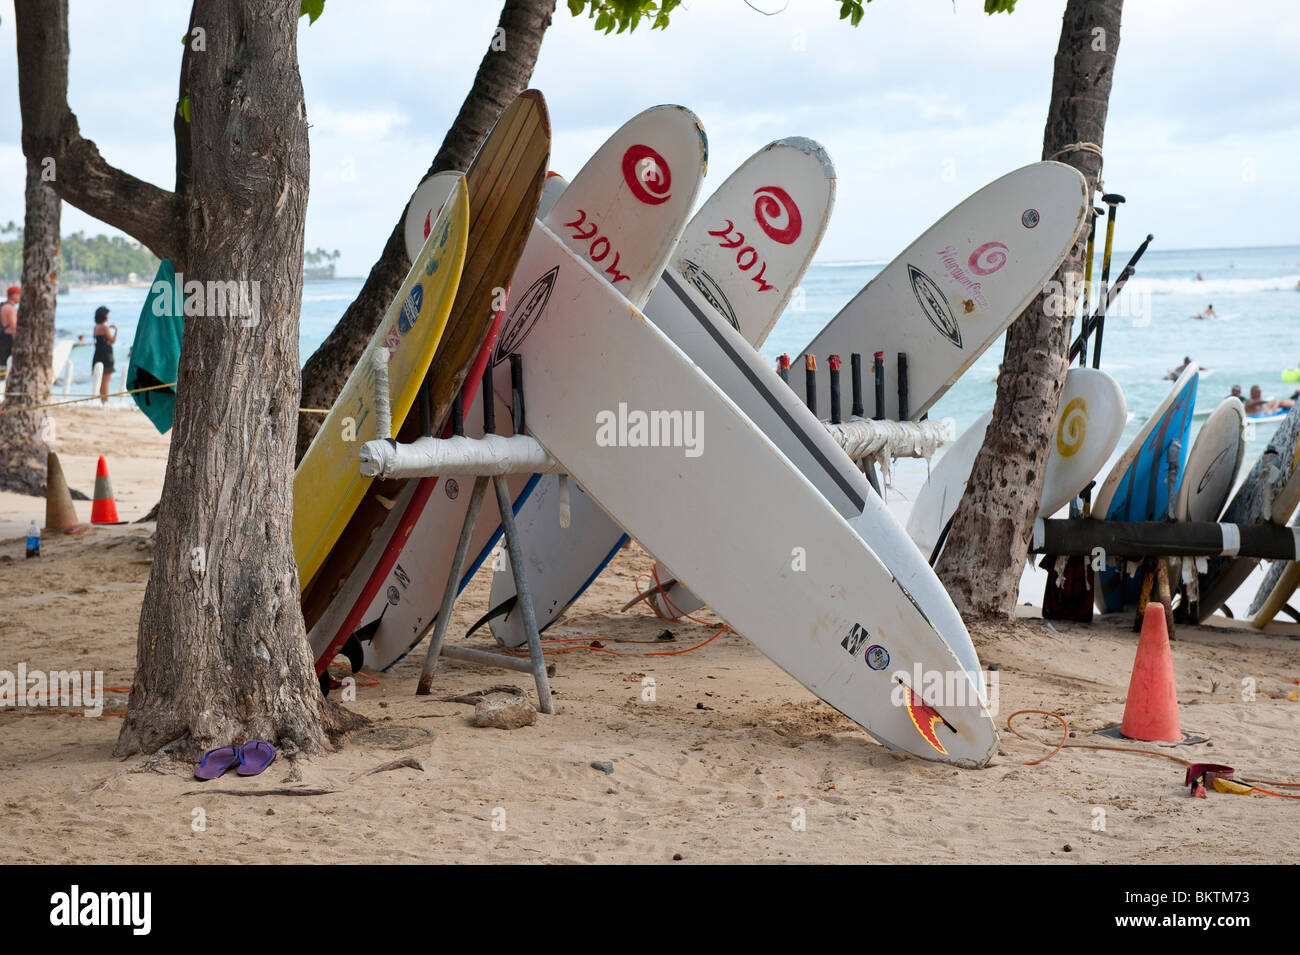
xmin=51 ymin=244 xmax=1300 ymax=454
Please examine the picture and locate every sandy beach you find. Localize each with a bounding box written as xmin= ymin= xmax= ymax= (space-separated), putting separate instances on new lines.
xmin=2 ymin=404 xmax=1297 ymax=865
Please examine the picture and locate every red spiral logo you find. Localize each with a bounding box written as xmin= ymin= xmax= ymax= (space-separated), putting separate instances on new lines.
xmin=622 ymin=145 xmax=672 ymax=206
xmin=753 ymin=186 xmax=802 ymax=245
xmin=968 ymin=241 xmax=1008 ymax=276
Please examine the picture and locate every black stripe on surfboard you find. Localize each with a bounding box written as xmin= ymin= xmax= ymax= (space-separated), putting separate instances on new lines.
xmin=661 ymin=270 xmax=866 ymax=514
xmin=466 ymin=595 xmax=517 ymax=640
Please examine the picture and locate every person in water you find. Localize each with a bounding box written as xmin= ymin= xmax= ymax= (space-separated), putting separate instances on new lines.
xmin=1230 ymin=385 xmax=1243 ymax=400
xmin=0 ymin=284 xmax=19 ymax=367
xmin=1245 ymin=385 xmax=1294 ymax=416
xmin=92 ymin=305 xmax=117 ymax=405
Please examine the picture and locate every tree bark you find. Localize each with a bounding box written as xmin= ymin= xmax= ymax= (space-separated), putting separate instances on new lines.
xmin=0 ymin=157 xmax=60 ymax=495
xmin=115 ymin=0 xmax=327 ymax=758
xmin=935 ymin=0 xmax=1123 ymax=617
xmin=295 ymin=0 xmax=557 ymax=461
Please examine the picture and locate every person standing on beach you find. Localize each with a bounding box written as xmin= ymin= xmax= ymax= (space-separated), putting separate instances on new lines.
xmin=0 ymin=285 xmax=19 ymax=367
xmin=92 ymin=305 xmax=117 ymax=404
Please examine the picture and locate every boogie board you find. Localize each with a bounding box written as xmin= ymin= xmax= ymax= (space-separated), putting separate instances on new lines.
xmin=1196 ymin=402 xmax=1300 ymax=622
xmin=1092 ymin=366 xmax=1199 ymax=613
xmin=1249 ymin=547 xmax=1300 ymax=627
xmin=304 ymin=90 xmax=551 ymax=671
xmin=330 ymin=105 xmax=708 ymax=673
xmin=487 ymin=137 xmax=835 ymax=648
xmin=907 ymin=367 xmax=1127 ymax=560
xmin=293 ymin=178 xmax=468 ymax=592
xmin=797 ymin=162 xmax=1089 ymax=422
xmin=465 ymin=204 xmax=998 ymax=765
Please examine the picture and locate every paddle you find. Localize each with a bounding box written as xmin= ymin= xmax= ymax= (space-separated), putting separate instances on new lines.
xmin=1069 ymin=232 xmax=1153 ymax=364
xmin=1089 ymin=193 xmax=1126 ymax=368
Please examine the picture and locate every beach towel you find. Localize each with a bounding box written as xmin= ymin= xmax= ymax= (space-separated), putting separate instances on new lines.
xmin=127 ymin=259 xmax=183 ymax=434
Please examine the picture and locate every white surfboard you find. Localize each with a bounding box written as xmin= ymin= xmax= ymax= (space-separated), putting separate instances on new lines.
xmin=321 ymin=105 xmax=708 ymax=672
xmin=491 ymin=216 xmax=997 ymax=765
xmin=797 ymin=162 xmax=1088 ymax=422
xmin=1175 ymin=397 xmax=1246 ymax=523
xmin=489 ymin=137 xmax=836 ymax=648
xmin=906 ymin=367 xmax=1127 ymax=560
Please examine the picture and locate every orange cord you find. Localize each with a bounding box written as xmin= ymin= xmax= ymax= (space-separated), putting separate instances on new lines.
xmin=1005 ymin=709 xmax=1300 ymax=798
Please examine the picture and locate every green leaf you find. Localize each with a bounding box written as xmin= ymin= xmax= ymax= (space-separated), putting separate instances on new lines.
xmin=176 ymin=93 xmax=191 ymax=124
xmin=300 ymin=0 xmax=325 ymax=25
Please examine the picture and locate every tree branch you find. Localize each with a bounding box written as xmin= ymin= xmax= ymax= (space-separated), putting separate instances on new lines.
xmin=13 ymin=0 xmax=186 ymax=264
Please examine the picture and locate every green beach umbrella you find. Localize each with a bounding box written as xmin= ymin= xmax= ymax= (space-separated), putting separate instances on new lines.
xmin=127 ymin=259 xmax=184 ymax=434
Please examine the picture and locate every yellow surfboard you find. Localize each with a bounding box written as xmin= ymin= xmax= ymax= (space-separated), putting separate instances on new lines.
xmin=294 ymin=178 xmax=469 ymax=591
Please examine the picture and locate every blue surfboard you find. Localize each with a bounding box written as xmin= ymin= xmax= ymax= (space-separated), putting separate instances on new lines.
xmin=1095 ymin=368 xmax=1199 ymax=612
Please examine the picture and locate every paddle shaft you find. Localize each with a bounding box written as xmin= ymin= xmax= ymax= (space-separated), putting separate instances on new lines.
xmin=1069 ymin=232 xmax=1153 ymax=364
xmin=1090 ymin=193 xmax=1126 ymax=368
xmin=1077 ymin=207 xmax=1102 ymax=366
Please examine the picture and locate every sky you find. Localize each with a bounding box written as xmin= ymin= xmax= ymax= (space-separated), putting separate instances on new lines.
xmin=1 ymin=0 xmax=1298 ymax=274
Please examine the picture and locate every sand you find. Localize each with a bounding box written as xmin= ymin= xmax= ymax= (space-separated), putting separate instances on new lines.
xmin=2 ymin=404 xmax=1298 ymax=864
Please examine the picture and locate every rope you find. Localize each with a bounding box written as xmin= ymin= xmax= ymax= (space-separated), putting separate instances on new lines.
xmin=1046 ymin=141 xmax=1104 ymax=192
xmin=2 ymin=380 xmax=333 ymax=415
xmin=1005 ymin=710 xmax=1300 ymax=798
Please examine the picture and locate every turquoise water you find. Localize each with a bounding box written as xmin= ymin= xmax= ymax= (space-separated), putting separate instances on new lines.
xmin=53 ymin=245 xmax=1300 ymax=453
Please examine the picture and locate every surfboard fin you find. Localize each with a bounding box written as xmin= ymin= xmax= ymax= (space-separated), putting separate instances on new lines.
xmin=466 ymin=595 xmax=517 ymax=639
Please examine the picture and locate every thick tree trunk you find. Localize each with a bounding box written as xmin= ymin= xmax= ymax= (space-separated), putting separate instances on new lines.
xmin=116 ymin=0 xmax=327 ymax=758
xmin=935 ymin=0 xmax=1122 ymax=617
xmin=0 ymin=157 xmax=60 ymax=494
xmin=295 ymin=0 xmax=557 ymax=461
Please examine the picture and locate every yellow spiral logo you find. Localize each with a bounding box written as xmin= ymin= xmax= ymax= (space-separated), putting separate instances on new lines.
xmin=1056 ymin=397 xmax=1089 ymax=458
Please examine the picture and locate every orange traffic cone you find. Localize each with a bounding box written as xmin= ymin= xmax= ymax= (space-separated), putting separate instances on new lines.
xmin=45 ymin=451 xmax=89 ymax=534
xmin=90 ymin=455 xmax=121 ymax=524
xmin=1120 ymin=602 xmax=1182 ymax=742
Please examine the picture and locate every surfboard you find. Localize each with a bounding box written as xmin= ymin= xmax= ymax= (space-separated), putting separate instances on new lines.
xmin=293 ymin=177 xmax=469 ymax=592
xmin=487 ymin=136 xmax=836 ymax=649
xmin=907 ymin=367 xmax=1127 ymax=560
xmin=327 ymin=104 xmax=708 ymax=673
xmin=487 ymin=214 xmax=997 ymax=765
xmin=796 ymin=162 xmax=1089 ymax=422
xmin=303 ymin=90 xmax=551 ymax=671
xmin=1248 ymin=550 xmax=1300 ymax=627
xmin=1175 ymin=397 xmax=1246 ymax=523
xmin=1093 ymin=365 xmax=1199 ymax=613
xmin=1196 ymin=402 xmax=1300 ymax=622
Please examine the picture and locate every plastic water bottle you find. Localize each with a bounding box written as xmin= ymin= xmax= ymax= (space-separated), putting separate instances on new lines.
xmin=26 ymin=520 xmax=40 ymax=558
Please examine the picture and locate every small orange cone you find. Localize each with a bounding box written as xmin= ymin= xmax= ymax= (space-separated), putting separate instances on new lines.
xmin=90 ymin=455 xmax=121 ymax=524
xmin=45 ymin=451 xmax=89 ymax=534
xmin=1120 ymin=602 xmax=1182 ymax=742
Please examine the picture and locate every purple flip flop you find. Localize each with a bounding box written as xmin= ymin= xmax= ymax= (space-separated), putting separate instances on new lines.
xmin=237 ymin=740 xmax=277 ymax=776
xmin=194 ymin=745 xmax=240 ymax=780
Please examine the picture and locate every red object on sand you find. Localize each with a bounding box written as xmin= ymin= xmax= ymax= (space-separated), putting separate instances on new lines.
xmin=1120 ymin=602 xmax=1182 ymax=742
xmin=90 ymin=455 xmax=120 ymax=524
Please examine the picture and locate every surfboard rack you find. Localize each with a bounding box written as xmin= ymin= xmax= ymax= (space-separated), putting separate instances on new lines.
xmin=363 ymin=358 xmax=555 ymax=712
xmin=1030 ymin=518 xmax=1300 ymax=562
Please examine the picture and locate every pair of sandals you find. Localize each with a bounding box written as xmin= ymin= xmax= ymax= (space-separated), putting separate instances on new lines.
xmin=194 ymin=740 xmax=277 ymax=780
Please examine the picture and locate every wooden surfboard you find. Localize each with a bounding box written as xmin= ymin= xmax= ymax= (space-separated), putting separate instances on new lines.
xmin=293 ymin=178 xmax=468 ymax=592
xmin=301 ymin=90 xmax=550 ymax=658
xmin=325 ymin=105 xmax=708 ymax=672
xmin=797 ymin=162 xmax=1089 ymax=422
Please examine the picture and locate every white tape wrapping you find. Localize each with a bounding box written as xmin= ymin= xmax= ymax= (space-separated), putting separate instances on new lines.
xmin=1032 ymin=518 xmax=1045 ymax=552
xmin=1220 ymin=523 xmax=1241 ymax=557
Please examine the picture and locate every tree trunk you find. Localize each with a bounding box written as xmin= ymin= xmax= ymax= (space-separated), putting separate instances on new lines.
xmin=295 ymin=0 xmax=557 ymax=461
xmin=0 ymin=157 xmax=60 ymax=495
xmin=935 ymin=0 xmax=1123 ymax=617
xmin=115 ymin=0 xmax=327 ymax=758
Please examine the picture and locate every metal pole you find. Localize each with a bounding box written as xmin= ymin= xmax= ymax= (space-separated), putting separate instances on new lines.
xmin=493 ymin=473 xmax=555 ymax=714
xmin=850 ymin=353 xmax=864 ymax=418
xmin=828 ymin=354 xmax=842 ymax=425
xmin=415 ymin=475 xmax=490 ymax=696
